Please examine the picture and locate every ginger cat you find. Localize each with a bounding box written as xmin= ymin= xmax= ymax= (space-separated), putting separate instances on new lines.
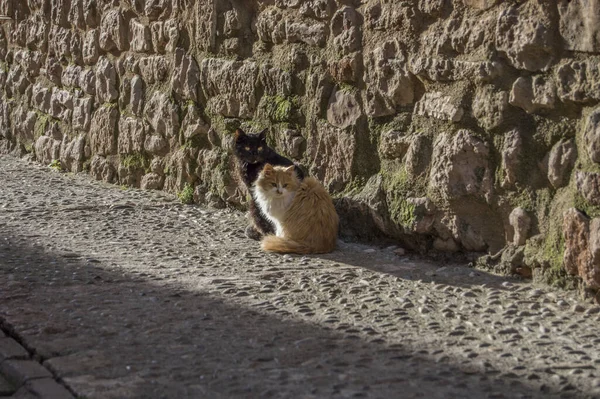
xmin=253 ymin=164 xmax=339 ymax=254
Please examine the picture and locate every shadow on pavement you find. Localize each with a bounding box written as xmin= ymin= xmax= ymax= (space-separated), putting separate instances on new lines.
xmin=0 ymin=231 xmax=552 ymax=399
xmin=312 ymin=241 xmax=520 ymax=291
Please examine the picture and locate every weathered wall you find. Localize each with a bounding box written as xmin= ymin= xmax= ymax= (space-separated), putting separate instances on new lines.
xmin=0 ymin=0 xmax=599 ymax=288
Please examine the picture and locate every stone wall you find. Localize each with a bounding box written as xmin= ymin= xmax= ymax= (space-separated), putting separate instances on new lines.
xmin=0 ymin=0 xmax=599 ymax=289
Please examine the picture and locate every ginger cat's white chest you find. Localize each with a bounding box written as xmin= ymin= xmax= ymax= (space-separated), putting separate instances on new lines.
xmin=254 ymin=190 xmax=295 ymax=237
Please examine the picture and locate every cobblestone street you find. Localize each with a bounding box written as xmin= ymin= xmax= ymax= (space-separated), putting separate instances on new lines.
xmin=1 ymin=155 xmax=599 ymax=398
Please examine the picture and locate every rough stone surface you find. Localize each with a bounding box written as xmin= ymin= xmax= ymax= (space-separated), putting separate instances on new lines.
xmin=495 ymin=1 xmax=557 ymax=72
xmin=1 ymin=0 xmax=600 ymax=290
xmin=429 ymin=130 xmax=492 ymax=203
xmin=509 ymin=207 xmax=531 ymax=246
xmin=326 ymin=88 xmax=362 ymax=129
xmin=558 ymin=0 xmax=600 ymax=54
xmin=584 ymin=107 xmax=600 ymax=164
xmin=1 ymin=156 xmax=599 ymax=398
xmin=414 ymin=92 xmax=463 ymax=122
xmin=546 ymin=139 xmax=577 ymax=189
xmin=563 ymin=208 xmax=600 ymax=289
xmin=509 ymin=75 xmax=557 ymax=114
xmin=576 ymin=171 xmax=600 ymax=207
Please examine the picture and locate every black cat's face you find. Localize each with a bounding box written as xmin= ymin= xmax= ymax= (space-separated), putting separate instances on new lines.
xmin=234 ymin=129 xmax=268 ymax=164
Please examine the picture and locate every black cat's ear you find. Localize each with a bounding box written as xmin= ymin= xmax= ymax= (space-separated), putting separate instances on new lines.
xmin=258 ymin=129 xmax=267 ymax=141
xmin=234 ymin=129 xmax=245 ymax=140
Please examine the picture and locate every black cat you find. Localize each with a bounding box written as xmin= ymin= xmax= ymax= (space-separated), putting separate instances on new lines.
xmin=233 ymin=128 xmax=304 ymax=240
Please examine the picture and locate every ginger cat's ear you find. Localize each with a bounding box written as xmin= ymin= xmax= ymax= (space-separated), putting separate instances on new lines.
xmin=284 ymin=165 xmax=296 ymax=174
xmin=263 ymin=163 xmax=274 ymax=175
xmin=234 ymin=129 xmax=245 ymax=139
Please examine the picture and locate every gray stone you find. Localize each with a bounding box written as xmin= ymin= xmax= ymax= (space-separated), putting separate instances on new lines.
xmin=0 ymin=337 xmax=29 ymax=362
xmin=509 ymin=75 xmax=556 ymax=114
xmin=25 ymin=378 xmax=74 ymax=399
xmin=278 ymin=129 xmax=305 ymax=159
xmin=82 ymin=29 xmax=99 ymax=65
xmin=99 ymin=9 xmax=128 ymax=52
xmin=89 ymin=155 xmax=117 ymax=183
xmin=307 ymin=121 xmax=355 ymax=192
xmin=414 ymin=92 xmax=464 ymax=122
xmin=181 ymin=105 xmax=209 ymax=142
xmin=144 ymin=92 xmax=179 ymax=139
xmin=90 ymin=105 xmax=119 ymax=156
xmin=379 ymin=130 xmax=410 ymax=160
xmin=200 ymin=58 xmax=259 ymax=119
xmin=500 ymin=129 xmax=522 ymax=189
xmin=576 ymin=171 xmax=600 ymax=207
xmin=558 ymin=0 xmax=600 ymax=54
xmin=409 ymin=57 xmax=500 ymax=83
xmin=326 ymin=88 xmax=362 ymax=129
xmin=496 ymin=2 xmax=557 ymax=72
xmin=79 ymin=69 xmax=96 ymax=96
xmin=429 ymin=130 xmax=492 ymax=202
xmin=509 ymin=207 xmax=531 ymax=246
xmin=171 ymin=49 xmax=200 ymax=102
xmin=546 ymin=139 xmax=576 ymax=189
xmin=118 ymin=117 xmax=145 ymax=155
xmin=141 ymin=172 xmax=165 ymax=190
xmin=144 ymin=134 xmax=168 ymax=156
xmin=472 ymin=86 xmax=510 ymax=130
xmin=463 ymin=0 xmax=497 ymax=10
xmin=130 ymin=19 xmax=152 ymax=53
xmin=61 ymin=65 xmax=82 ymax=89
xmin=73 ymin=97 xmax=92 ymax=132
xmin=95 ymin=57 xmax=118 ymax=104
xmin=556 ymin=61 xmax=600 ymax=103
xmin=130 ymin=75 xmax=144 ymax=116
xmin=0 ymin=360 xmax=52 ymax=386
xmin=365 ymin=41 xmax=414 ymax=117
xmin=137 ymin=56 xmax=170 ymax=84
xmin=584 ymin=107 xmax=600 ymax=163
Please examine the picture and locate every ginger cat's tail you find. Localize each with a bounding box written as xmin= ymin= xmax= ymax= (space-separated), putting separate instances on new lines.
xmin=261 ymin=235 xmax=313 ymax=254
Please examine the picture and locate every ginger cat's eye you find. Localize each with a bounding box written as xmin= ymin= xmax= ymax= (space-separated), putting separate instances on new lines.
xmin=258 ymin=146 xmax=263 ymax=151
xmin=271 ymin=183 xmax=277 ymax=187
xmin=283 ymin=184 xmax=288 ymax=188
xmin=244 ymin=146 xmax=250 ymax=151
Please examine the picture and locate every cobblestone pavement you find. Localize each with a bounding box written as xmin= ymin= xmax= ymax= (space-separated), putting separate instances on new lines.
xmin=1 ymin=155 xmax=599 ymax=399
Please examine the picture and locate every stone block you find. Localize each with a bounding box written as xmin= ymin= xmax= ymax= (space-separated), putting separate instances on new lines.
xmin=200 ymin=58 xmax=259 ymax=118
xmin=0 ymin=360 xmax=52 ymax=386
xmin=556 ymin=60 xmax=600 ymax=103
xmin=576 ymin=171 xmax=600 ymax=207
xmin=496 ymin=1 xmax=557 ymax=71
xmin=0 ymin=337 xmax=29 ymax=362
xmin=25 ymin=378 xmax=74 ymax=399
xmin=99 ymin=9 xmax=128 ymax=52
xmin=118 ymin=117 xmax=145 ymax=155
xmin=171 ymin=49 xmax=200 ymax=102
xmin=90 ymin=105 xmax=119 ymax=156
xmin=558 ymin=0 xmax=600 ymax=54
xmin=95 ymin=57 xmax=118 ymax=104
xmin=144 ymin=92 xmax=179 ymax=139
xmin=509 ymin=75 xmax=556 ymax=113
xmin=429 ymin=129 xmax=492 ymax=202
xmin=72 ymin=97 xmax=92 ymax=132
xmin=326 ymin=88 xmax=361 ymax=129
xmin=414 ymin=92 xmax=464 ymax=122
xmin=130 ymin=19 xmax=152 ymax=53
xmin=584 ymin=107 xmax=600 ymax=163
xmin=546 ymin=139 xmax=576 ymax=189
xmin=82 ymin=29 xmax=99 ymax=65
